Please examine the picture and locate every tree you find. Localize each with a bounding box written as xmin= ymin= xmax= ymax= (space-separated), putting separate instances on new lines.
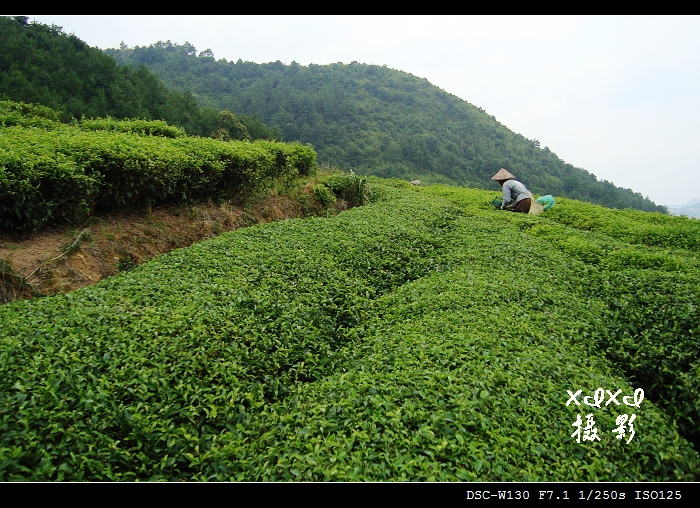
xmin=212 ymin=110 xmax=249 ymax=141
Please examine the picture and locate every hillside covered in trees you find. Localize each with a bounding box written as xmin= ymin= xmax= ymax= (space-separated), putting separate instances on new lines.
xmin=0 ymin=16 xmax=279 ymax=142
xmin=107 ymin=41 xmax=667 ymax=213
xmin=0 ymin=16 xmax=666 ymax=213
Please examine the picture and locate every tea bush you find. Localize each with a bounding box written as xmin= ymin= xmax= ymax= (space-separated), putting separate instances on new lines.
xmin=0 ymin=99 xmax=61 ymax=129
xmin=78 ymin=117 xmax=187 ymax=138
xmin=0 ymin=125 xmax=316 ymax=231
xmin=321 ymin=171 xmax=372 ymax=207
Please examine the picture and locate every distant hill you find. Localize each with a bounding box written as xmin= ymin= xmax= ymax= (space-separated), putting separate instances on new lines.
xmin=106 ymin=41 xmax=667 ymax=213
xmin=668 ymin=199 xmax=700 ymax=219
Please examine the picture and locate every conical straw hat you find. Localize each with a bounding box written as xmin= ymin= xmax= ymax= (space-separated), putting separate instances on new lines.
xmin=491 ymin=168 xmax=515 ymax=181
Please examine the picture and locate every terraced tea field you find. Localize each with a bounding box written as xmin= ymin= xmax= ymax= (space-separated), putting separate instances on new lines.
xmin=1 ymin=179 xmax=699 ymax=480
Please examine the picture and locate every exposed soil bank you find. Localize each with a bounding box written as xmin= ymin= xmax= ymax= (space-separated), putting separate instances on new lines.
xmin=0 ymin=191 xmax=325 ymax=304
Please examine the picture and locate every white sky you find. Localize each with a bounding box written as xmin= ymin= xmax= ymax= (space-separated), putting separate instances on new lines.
xmin=26 ymin=15 xmax=700 ymax=208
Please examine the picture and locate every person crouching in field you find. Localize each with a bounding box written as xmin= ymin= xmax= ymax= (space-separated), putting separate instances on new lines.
xmin=491 ymin=168 xmax=532 ymax=213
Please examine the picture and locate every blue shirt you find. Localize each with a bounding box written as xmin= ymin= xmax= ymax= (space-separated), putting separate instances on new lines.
xmin=501 ymin=180 xmax=532 ymax=209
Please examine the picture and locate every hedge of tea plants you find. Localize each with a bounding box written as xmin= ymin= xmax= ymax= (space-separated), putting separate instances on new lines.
xmin=0 ymin=99 xmax=62 ymax=129
xmin=0 ymin=103 xmax=316 ymax=232
xmin=424 ymin=184 xmax=700 ymax=453
xmin=522 ymin=203 xmax=700 ymax=449
xmin=0 ymin=180 xmax=698 ymax=480
xmin=77 ymin=117 xmax=187 ymax=138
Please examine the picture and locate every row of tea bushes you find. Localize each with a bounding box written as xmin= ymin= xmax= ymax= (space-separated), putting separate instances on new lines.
xmin=0 ymin=181 xmax=697 ymax=480
xmin=0 ymin=188 xmax=466 ymax=479
xmin=422 ymin=184 xmax=700 ymax=459
xmin=0 ymin=124 xmax=316 ymax=231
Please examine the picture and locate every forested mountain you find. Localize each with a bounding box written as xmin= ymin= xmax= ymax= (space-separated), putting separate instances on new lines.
xmin=0 ymin=16 xmax=665 ymax=212
xmin=0 ymin=16 xmax=279 ymax=141
xmin=106 ymin=41 xmax=666 ymax=213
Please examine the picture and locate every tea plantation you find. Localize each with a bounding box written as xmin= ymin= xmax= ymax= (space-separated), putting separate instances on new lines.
xmin=1 ymin=179 xmax=699 ymax=480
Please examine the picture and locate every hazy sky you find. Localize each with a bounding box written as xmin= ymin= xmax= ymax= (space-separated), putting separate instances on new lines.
xmin=27 ymin=15 xmax=700 ymax=207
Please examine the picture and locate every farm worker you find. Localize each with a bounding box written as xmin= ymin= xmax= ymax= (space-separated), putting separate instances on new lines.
xmin=491 ymin=168 xmax=532 ymax=213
